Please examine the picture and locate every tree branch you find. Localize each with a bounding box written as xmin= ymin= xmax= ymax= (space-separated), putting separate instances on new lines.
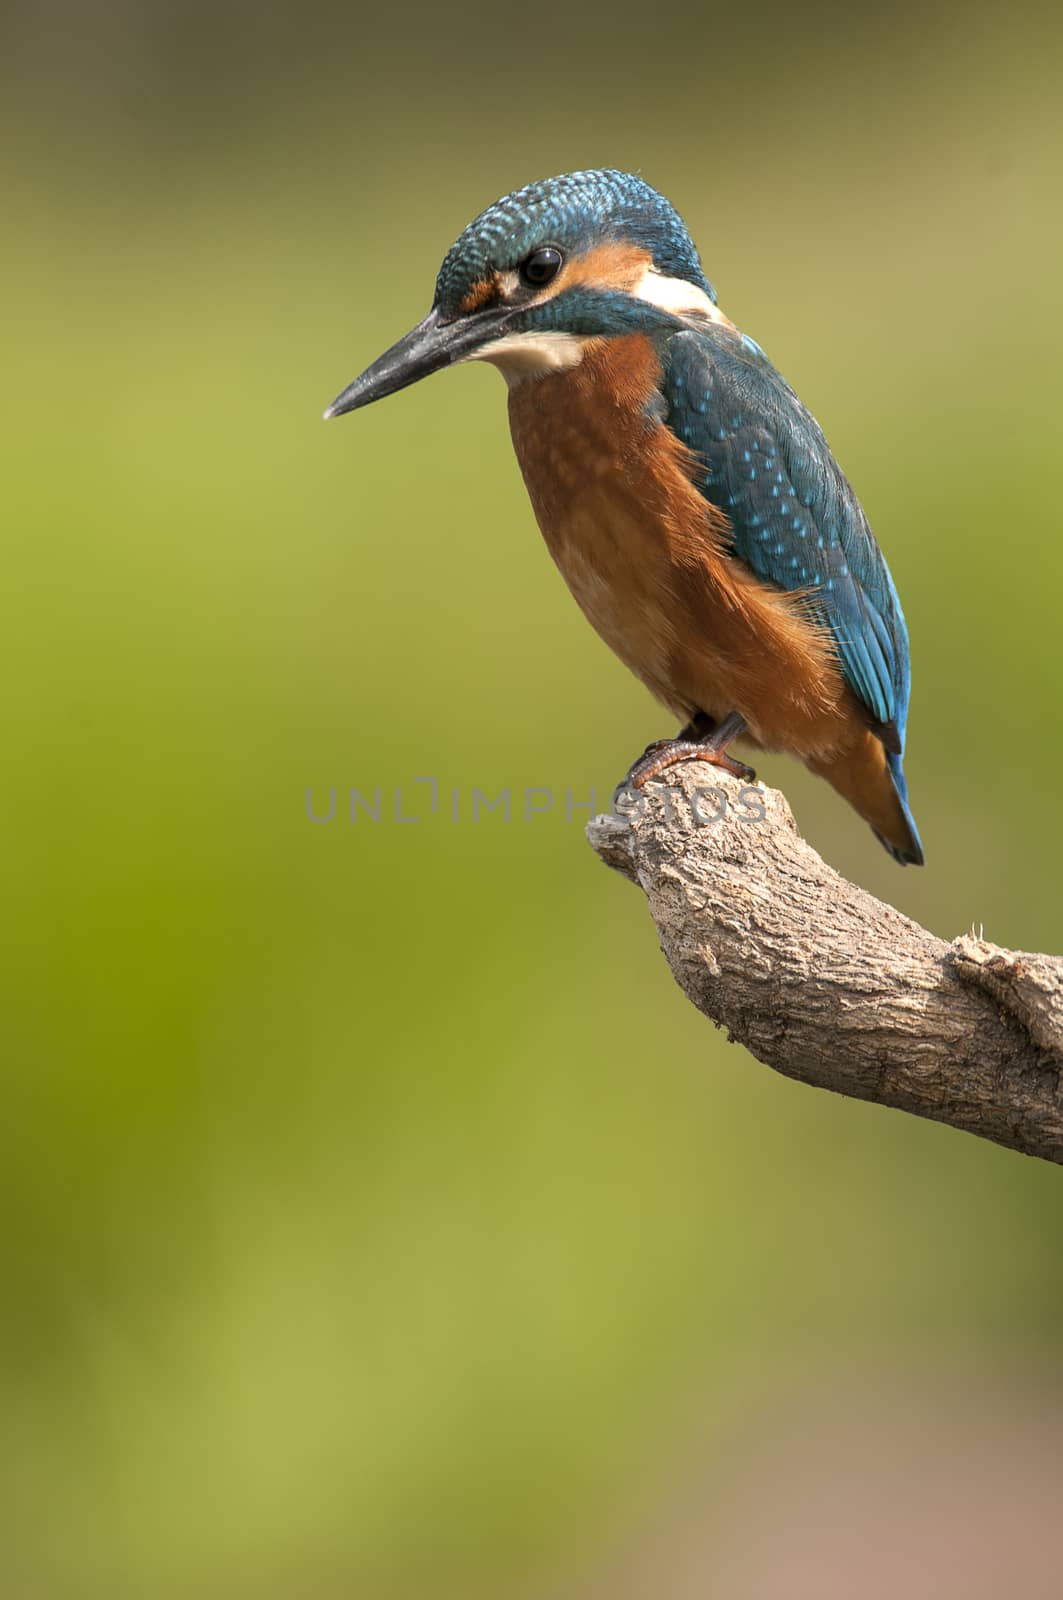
xmin=587 ymin=766 xmax=1063 ymax=1164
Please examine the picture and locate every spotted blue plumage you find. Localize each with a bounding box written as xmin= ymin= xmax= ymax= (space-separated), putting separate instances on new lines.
xmin=659 ymin=323 xmax=921 ymax=862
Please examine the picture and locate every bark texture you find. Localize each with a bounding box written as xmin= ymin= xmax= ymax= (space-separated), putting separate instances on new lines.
xmin=587 ymin=767 xmax=1063 ymax=1164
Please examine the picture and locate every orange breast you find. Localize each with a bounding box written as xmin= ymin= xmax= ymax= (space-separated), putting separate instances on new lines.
xmin=507 ymin=335 xmax=860 ymax=758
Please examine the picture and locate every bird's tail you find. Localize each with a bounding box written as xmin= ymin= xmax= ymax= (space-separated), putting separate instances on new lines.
xmin=810 ymin=731 xmax=924 ymax=866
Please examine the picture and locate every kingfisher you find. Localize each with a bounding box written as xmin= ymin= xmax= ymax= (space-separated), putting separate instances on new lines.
xmin=325 ymin=170 xmax=923 ymax=865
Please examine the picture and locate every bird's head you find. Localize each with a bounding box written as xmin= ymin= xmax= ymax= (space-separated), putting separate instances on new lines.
xmin=325 ymin=169 xmax=717 ymax=418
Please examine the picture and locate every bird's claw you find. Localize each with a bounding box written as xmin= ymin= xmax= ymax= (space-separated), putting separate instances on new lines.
xmin=622 ymin=739 xmax=756 ymax=791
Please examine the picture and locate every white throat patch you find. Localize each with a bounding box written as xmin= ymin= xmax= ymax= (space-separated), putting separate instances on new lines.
xmin=468 ymin=330 xmax=588 ymax=387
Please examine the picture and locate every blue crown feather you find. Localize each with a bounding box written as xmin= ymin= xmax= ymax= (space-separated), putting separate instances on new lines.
xmin=434 ymin=169 xmax=716 ymax=315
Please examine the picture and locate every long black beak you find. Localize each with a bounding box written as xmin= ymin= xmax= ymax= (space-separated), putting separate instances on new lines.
xmin=324 ymin=305 xmax=508 ymax=419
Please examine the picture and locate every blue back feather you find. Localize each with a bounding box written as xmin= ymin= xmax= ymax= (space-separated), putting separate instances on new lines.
xmin=659 ymin=325 xmax=913 ymax=753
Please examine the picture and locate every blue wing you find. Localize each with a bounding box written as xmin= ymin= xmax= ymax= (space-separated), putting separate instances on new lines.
xmin=659 ymin=324 xmax=912 ymax=752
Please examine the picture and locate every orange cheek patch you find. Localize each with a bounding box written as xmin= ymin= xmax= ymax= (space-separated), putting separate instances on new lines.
xmin=559 ymin=241 xmax=654 ymax=293
xmin=459 ymin=275 xmax=502 ymax=313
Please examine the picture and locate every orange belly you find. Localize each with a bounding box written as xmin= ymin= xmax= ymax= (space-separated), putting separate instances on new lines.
xmin=507 ymin=334 xmax=864 ymax=760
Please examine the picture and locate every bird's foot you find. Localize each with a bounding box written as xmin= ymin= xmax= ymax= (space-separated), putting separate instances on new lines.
xmin=626 ymin=741 xmax=756 ymax=789
xmin=620 ymin=710 xmax=755 ymax=792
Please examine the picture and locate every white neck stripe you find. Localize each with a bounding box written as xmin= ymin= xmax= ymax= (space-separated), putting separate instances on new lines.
xmin=630 ymin=266 xmax=726 ymax=322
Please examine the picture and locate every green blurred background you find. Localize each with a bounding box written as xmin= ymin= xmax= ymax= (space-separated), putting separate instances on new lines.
xmin=3 ymin=1 xmax=1063 ymax=1593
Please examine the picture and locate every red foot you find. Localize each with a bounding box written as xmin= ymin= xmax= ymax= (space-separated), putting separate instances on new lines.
xmin=626 ymin=740 xmax=757 ymax=790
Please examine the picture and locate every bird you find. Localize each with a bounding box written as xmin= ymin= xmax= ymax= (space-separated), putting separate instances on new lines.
xmin=325 ymin=169 xmax=923 ymax=866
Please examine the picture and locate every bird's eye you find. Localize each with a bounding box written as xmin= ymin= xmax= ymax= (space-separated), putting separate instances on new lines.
xmin=520 ymin=247 xmax=563 ymax=288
